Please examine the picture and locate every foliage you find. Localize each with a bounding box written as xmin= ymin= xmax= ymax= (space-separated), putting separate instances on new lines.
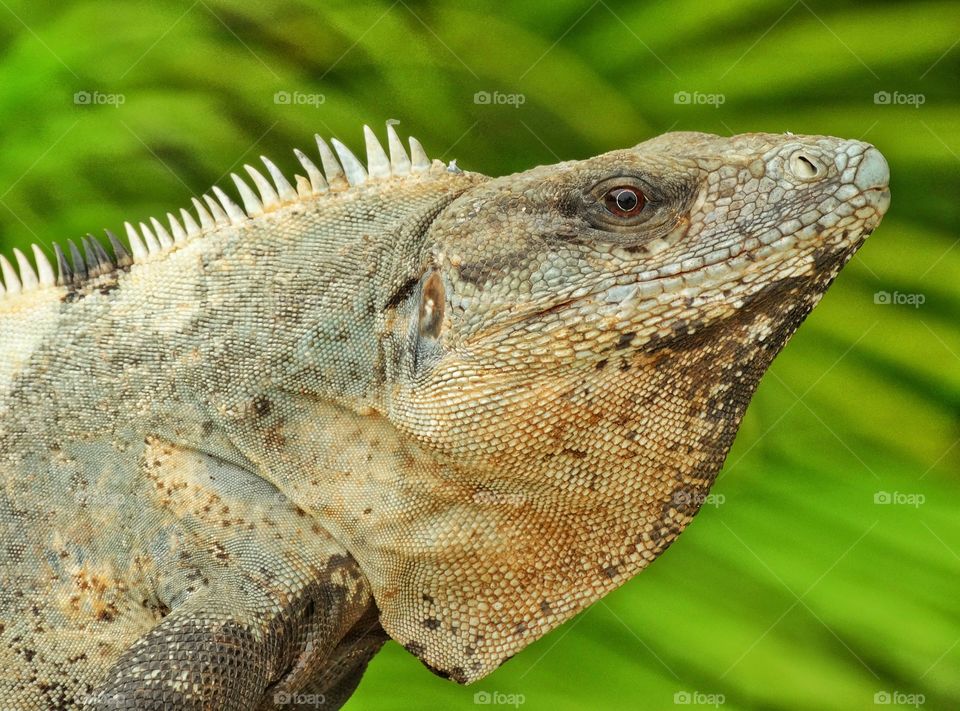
xmin=0 ymin=1 xmax=956 ymax=708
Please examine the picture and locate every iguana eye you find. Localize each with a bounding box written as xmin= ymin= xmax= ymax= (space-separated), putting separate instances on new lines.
xmin=603 ymin=186 xmax=646 ymax=217
xmin=584 ymin=177 xmax=669 ymax=235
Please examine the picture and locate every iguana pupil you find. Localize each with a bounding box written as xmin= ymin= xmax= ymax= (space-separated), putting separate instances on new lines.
xmin=605 ymin=186 xmax=645 ymax=216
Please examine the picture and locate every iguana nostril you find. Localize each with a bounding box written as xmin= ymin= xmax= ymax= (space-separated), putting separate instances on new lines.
xmin=854 ymin=148 xmax=890 ymax=191
xmin=789 ymin=152 xmax=820 ymax=180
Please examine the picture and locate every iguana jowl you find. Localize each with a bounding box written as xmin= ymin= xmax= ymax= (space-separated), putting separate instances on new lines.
xmin=0 ymin=124 xmax=890 ymax=708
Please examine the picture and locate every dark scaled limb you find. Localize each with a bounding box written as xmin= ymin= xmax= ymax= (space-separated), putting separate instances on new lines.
xmin=91 ymin=592 xmax=271 ymax=710
xmin=89 ymin=440 xmax=380 ymax=710
xmin=259 ymin=602 xmax=388 ymax=710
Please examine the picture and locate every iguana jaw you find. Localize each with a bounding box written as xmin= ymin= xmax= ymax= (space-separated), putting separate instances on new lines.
xmin=585 ymin=176 xmax=887 ymax=355
xmin=367 ymin=267 xmax=865 ymax=685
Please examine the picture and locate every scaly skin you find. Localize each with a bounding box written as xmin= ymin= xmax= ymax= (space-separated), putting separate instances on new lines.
xmin=0 ymin=126 xmax=889 ymax=707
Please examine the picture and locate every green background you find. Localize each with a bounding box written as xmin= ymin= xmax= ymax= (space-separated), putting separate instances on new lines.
xmin=0 ymin=1 xmax=957 ymax=709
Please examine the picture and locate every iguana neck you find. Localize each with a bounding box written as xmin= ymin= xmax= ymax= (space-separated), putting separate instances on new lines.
xmin=210 ymin=251 xmax=840 ymax=683
xmin=0 ymin=173 xmax=482 ymax=464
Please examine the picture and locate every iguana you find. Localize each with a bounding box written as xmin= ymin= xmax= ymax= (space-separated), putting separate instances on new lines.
xmin=0 ymin=123 xmax=890 ymax=709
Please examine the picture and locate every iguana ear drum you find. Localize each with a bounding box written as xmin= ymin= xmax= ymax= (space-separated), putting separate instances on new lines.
xmin=418 ymin=271 xmax=445 ymax=338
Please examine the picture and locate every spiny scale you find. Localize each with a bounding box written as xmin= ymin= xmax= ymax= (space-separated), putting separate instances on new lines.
xmin=0 ymin=123 xmax=442 ymax=299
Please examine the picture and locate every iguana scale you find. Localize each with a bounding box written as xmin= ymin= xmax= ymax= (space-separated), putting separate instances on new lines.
xmin=0 ymin=124 xmax=890 ymax=708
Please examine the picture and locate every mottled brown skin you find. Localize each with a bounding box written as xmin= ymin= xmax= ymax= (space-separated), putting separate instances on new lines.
xmin=0 ymin=127 xmax=889 ymax=707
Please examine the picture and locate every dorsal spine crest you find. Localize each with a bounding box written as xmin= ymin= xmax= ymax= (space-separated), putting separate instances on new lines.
xmin=0 ymin=123 xmax=447 ymax=298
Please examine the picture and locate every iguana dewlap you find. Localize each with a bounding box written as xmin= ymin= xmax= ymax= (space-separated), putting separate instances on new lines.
xmin=0 ymin=125 xmax=890 ymax=708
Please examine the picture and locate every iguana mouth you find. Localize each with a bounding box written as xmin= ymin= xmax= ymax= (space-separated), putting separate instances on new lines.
xmin=492 ymin=209 xmax=882 ymax=341
xmin=600 ymin=208 xmax=885 ymax=308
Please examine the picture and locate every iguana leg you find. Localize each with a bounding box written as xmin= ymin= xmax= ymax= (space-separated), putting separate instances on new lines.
xmin=89 ymin=439 xmax=380 ymax=710
xmin=259 ymin=604 xmax=388 ymax=710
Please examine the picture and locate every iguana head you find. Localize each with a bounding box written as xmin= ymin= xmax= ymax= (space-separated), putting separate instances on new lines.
xmin=372 ymin=131 xmax=889 ymax=682
xmin=398 ymin=131 xmax=889 ymax=414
